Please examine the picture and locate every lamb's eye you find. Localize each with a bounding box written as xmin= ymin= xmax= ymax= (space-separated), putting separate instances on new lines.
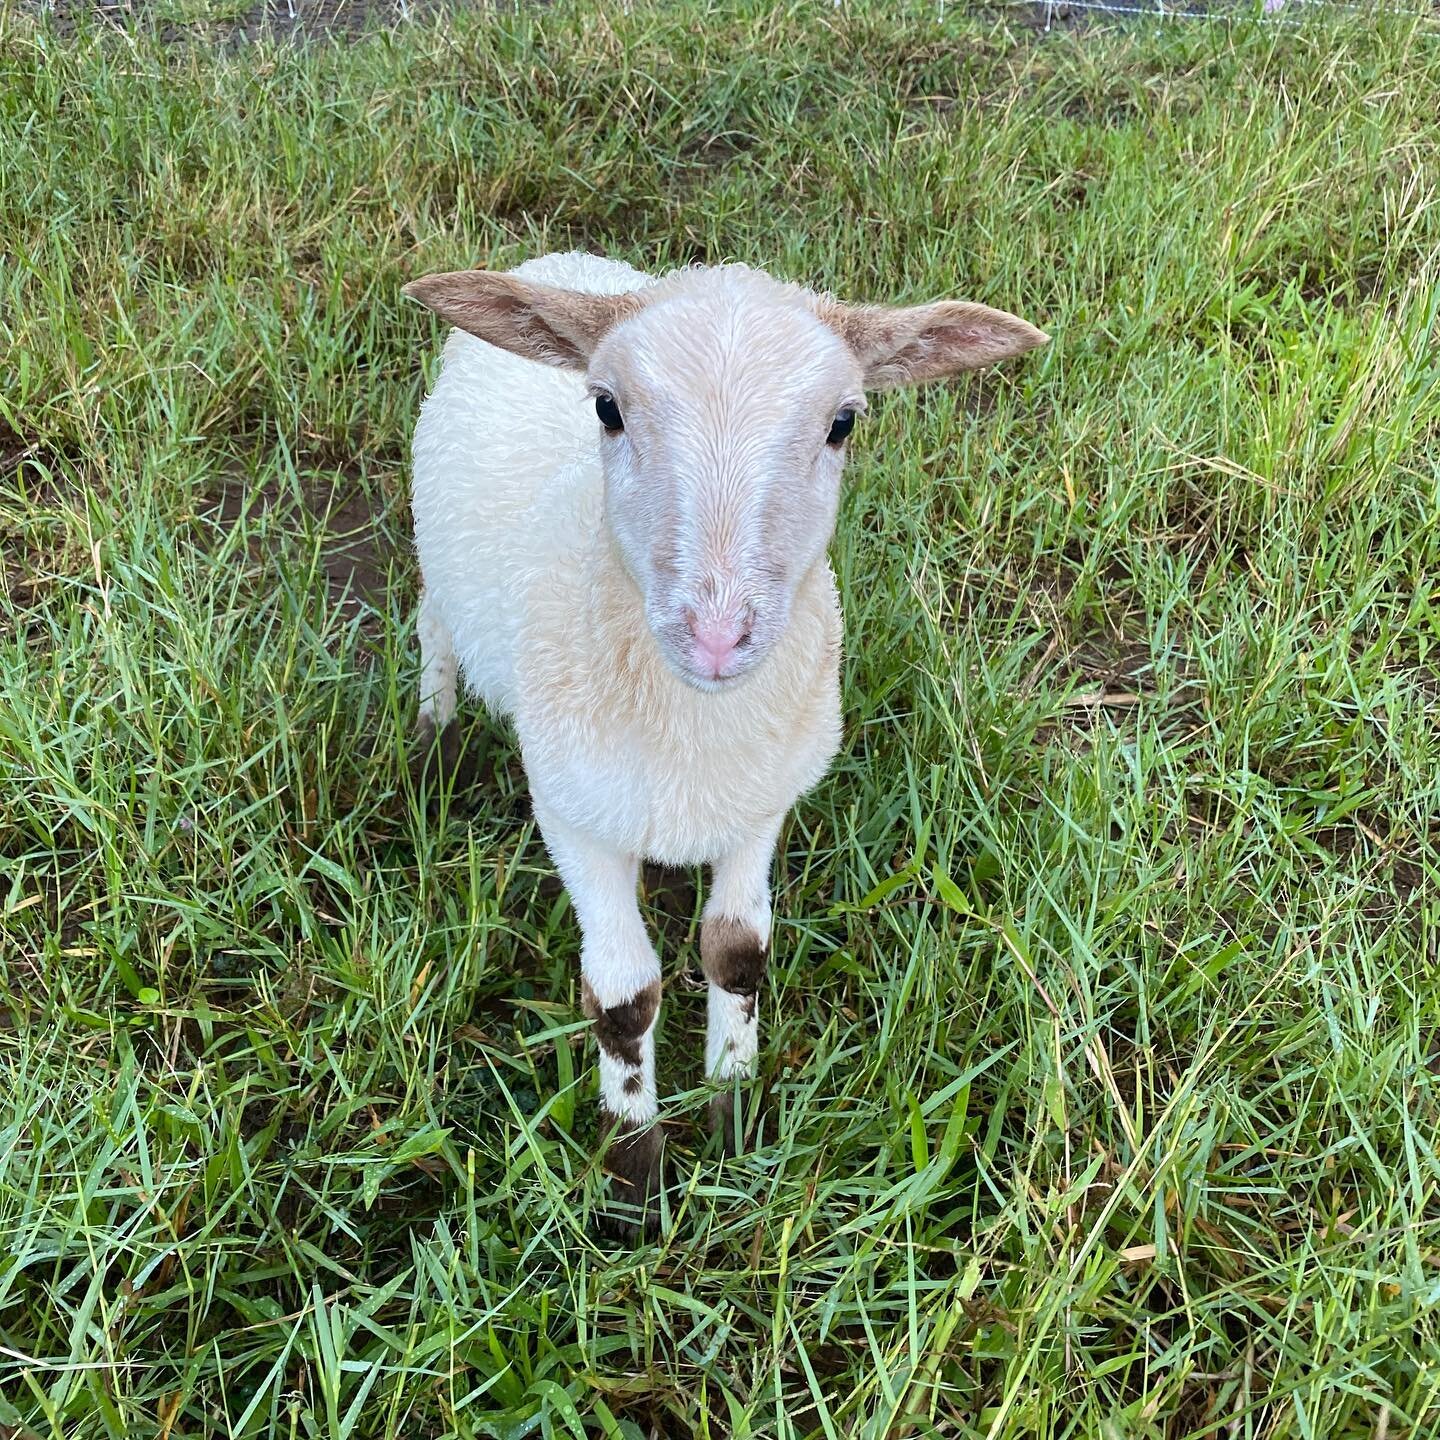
xmin=827 ymin=408 xmax=856 ymax=446
xmin=595 ymin=393 xmax=623 ymax=433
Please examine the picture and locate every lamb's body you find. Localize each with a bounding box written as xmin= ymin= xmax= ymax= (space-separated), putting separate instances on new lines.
xmin=412 ymin=252 xmax=843 ymax=868
xmin=405 ymin=249 xmax=1047 ymax=1235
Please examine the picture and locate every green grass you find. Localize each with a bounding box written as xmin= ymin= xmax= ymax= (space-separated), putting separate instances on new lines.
xmin=148 ymin=0 xmax=256 ymax=27
xmin=2 ymin=2 xmax=1440 ymax=1435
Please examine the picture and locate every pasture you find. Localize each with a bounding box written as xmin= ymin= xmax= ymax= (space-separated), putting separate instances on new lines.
xmin=1 ymin=3 xmax=1439 ymax=1435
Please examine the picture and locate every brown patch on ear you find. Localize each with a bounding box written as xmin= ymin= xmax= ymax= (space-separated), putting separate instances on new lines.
xmin=701 ymin=915 xmax=767 ymax=995
xmin=581 ymin=979 xmax=661 ymax=1068
xmin=402 ymin=270 xmax=644 ymax=371
xmin=818 ymin=296 xmax=1049 ymax=389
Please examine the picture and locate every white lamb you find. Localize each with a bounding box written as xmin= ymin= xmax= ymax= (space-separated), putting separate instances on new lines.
xmin=404 ymin=252 xmax=1047 ymax=1233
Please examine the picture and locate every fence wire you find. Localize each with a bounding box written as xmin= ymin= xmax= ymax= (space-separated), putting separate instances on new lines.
xmin=996 ymin=0 xmax=1438 ymax=25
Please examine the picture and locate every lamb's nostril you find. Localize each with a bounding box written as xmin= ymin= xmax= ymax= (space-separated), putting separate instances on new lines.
xmin=686 ymin=610 xmax=753 ymax=677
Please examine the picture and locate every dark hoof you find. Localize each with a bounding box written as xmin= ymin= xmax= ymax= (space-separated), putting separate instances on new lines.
xmin=708 ymin=1088 xmax=755 ymax=1157
xmin=596 ymin=1121 xmax=664 ymax=1241
xmin=411 ymin=715 xmax=482 ymax=801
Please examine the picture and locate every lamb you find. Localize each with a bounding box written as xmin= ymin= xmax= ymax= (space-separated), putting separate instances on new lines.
xmin=403 ymin=252 xmax=1048 ymax=1233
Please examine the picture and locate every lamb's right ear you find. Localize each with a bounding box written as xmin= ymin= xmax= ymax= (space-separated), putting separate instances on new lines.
xmin=401 ymin=270 xmax=642 ymax=370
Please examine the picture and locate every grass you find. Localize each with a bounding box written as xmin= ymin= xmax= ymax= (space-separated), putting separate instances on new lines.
xmin=2 ymin=1 xmax=1440 ymax=1435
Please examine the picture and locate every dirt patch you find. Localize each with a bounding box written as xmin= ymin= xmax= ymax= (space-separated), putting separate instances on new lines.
xmin=0 ymin=420 xmax=35 ymax=480
xmin=201 ymin=465 xmax=402 ymax=649
xmin=1026 ymin=552 xmax=1148 ymax=678
xmin=1182 ymin=758 xmax=1436 ymax=921
xmin=1003 ymin=0 xmax=1222 ymax=35
xmin=677 ymin=128 xmax=759 ymax=170
xmin=204 ymin=468 xmax=281 ymax=555
xmin=932 ymin=547 xmax=1173 ymax=724
xmin=1309 ymin=812 xmax=1434 ymax=915
xmin=0 ymin=550 xmax=43 ymax=634
xmin=0 ymin=421 xmax=90 ymax=641
xmin=0 ymin=420 xmax=88 ymax=508
xmin=317 ymin=482 xmax=397 ymax=639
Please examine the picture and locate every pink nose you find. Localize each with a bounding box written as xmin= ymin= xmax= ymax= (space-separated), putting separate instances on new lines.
xmin=687 ymin=612 xmax=752 ymax=677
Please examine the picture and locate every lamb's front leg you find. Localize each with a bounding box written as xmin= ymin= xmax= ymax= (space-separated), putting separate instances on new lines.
xmin=703 ymin=816 xmax=784 ymax=1151
xmin=534 ymin=804 xmax=663 ymax=1232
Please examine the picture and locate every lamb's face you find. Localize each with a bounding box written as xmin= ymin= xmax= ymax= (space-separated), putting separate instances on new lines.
xmin=403 ymin=260 xmax=1050 ymax=692
xmin=586 ymin=284 xmax=864 ymax=691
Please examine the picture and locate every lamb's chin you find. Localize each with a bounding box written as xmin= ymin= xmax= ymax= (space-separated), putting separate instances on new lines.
xmin=658 ymin=656 xmax=734 ymax=693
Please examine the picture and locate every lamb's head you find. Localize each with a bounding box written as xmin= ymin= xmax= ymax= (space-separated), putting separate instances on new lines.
xmin=404 ymin=262 xmax=1048 ymax=691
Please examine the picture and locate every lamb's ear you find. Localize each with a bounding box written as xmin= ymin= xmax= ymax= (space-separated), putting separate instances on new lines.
xmin=818 ymin=297 xmax=1049 ymax=389
xmin=402 ymin=270 xmax=643 ymax=370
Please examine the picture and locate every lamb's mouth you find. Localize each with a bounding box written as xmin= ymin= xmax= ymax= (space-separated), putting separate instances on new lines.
xmin=662 ymin=652 xmax=759 ymax=694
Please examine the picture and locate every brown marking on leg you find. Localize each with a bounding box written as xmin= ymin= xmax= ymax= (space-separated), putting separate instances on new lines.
xmin=701 ymin=919 xmax=765 ymax=1159
xmin=411 ymin=714 xmax=439 ymax=792
xmin=701 ymin=914 xmax=767 ymax=995
xmin=581 ymin=979 xmax=661 ymax=1069
xmin=598 ymin=1117 xmax=664 ymax=1240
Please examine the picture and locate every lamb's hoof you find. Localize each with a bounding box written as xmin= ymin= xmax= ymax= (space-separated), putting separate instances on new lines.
xmin=411 ymin=715 xmax=480 ymax=801
xmin=708 ymin=1088 xmax=757 ymax=1157
xmin=596 ymin=1122 xmax=664 ymax=1242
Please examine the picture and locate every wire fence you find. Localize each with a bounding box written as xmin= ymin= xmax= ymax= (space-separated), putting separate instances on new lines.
xmin=996 ymin=0 xmax=1438 ymax=25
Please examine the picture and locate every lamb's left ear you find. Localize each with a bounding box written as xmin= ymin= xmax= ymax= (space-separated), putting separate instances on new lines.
xmin=402 ymin=270 xmax=643 ymax=370
xmin=818 ymin=296 xmax=1050 ymax=389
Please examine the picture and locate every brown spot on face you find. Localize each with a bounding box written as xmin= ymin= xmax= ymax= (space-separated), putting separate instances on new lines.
xmin=581 ymin=979 xmax=661 ymax=1068
xmin=701 ymin=914 xmax=767 ymax=995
